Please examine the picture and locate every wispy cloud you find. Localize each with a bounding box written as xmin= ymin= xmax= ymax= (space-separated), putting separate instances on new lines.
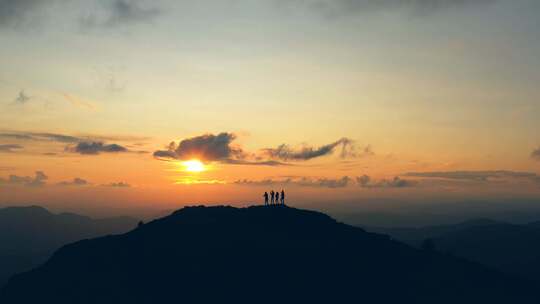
xmin=532 ymin=148 xmax=540 ymax=161
xmin=278 ymin=0 xmax=497 ymax=18
xmin=0 ymin=0 xmax=55 ymax=28
xmin=262 ymin=137 xmax=357 ymax=161
xmin=1 ymin=0 xmax=162 ymax=30
xmin=13 ymin=90 xmax=31 ymax=104
xmin=0 ymin=144 xmax=23 ymax=153
xmin=0 ymin=130 xmax=147 ymax=156
xmin=81 ymin=0 xmax=161 ymax=28
xmin=0 ymin=131 xmax=80 ymax=143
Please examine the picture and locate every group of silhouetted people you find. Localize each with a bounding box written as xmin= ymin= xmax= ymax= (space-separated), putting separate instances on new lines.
xmin=263 ymin=190 xmax=285 ymax=206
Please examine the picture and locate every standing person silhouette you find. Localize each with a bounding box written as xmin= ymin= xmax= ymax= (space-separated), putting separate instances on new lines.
xmin=281 ymin=190 xmax=285 ymax=205
xmin=270 ymin=190 xmax=275 ymax=205
xmin=275 ymin=192 xmax=280 ymax=206
xmin=263 ymin=192 xmax=269 ymax=206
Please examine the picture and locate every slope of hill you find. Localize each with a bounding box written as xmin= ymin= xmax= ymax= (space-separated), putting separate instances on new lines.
xmin=1 ymin=205 xmax=537 ymax=304
xmin=0 ymin=206 xmax=138 ymax=286
xmin=367 ymin=219 xmax=540 ymax=281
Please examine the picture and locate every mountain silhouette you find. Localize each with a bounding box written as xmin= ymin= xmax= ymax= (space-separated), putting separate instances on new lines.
xmin=366 ymin=218 xmax=507 ymax=244
xmin=368 ymin=219 xmax=540 ymax=282
xmin=0 ymin=206 xmax=138 ymax=286
xmin=1 ymin=205 xmax=537 ymax=303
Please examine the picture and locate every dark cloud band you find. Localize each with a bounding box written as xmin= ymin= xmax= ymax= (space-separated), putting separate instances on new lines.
xmin=57 ymin=177 xmax=89 ymax=186
xmin=403 ymin=170 xmax=537 ymax=181
xmin=0 ymin=171 xmax=48 ymax=187
xmin=234 ymin=176 xmax=351 ymax=188
xmin=67 ymin=142 xmax=128 ymax=155
xmin=356 ymin=175 xmax=416 ymax=188
xmin=0 ymin=144 xmax=23 ymax=153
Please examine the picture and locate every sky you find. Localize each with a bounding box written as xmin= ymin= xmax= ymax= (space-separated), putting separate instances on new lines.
xmin=1 ymin=0 xmax=540 ymax=220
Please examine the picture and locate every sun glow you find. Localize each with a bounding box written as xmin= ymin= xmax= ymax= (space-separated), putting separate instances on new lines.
xmin=181 ymin=160 xmax=206 ymax=172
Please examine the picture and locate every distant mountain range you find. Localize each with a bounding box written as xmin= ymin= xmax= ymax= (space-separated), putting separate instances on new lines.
xmin=0 ymin=206 xmax=138 ymax=286
xmin=366 ymin=219 xmax=540 ymax=282
xmin=1 ymin=205 xmax=537 ymax=303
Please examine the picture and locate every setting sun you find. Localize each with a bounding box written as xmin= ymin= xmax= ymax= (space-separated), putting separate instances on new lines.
xmin=181 ymin=160 xmax=206 ymax=172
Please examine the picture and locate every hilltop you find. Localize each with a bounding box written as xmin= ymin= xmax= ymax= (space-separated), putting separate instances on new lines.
xmin=1 ymin=205 xmax=537 ymax=303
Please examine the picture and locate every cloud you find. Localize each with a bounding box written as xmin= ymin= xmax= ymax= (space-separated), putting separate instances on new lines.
xmin=66 ymin=141 xmax=128 ymax=155
xmin=356 ymin=175 xmax=416 ymax=188
xmin=0 ymin=144 xmax=23 ymax=153
xmin=57 ymin=177 xmax=89 ymax=186
xmin=0 ymin=171 xmax=48 ymax=187
xmin=222 ymin=159 xmax=291 ymax=167
xmin=154 ymin=133 xmax=244 ymax=162
xmin=0 ymin=131 xmax=147 ymax=155
xmin=279 ymin=0 xmax=496 ymax=17
xmin=0 ymin=0 xmax=52 ymax=28
xmin=0 ymin=131 xmax=146 ymax=143
xmin=532 ymin=148 xmax=540 ymax=161
xmin=1 ymin=0 xmax=161 ymax=31
xmin=107 ymin=0 xmax=160 ymax=25
xmin=102 ymin=181 xmax=130 ymax=188
xmin=262 ymin=137 xmax=357 ymax=161
xmin=403 ymin=170 xmax=537 ymax=181
xmin=234 ymin=178 xmax=288 ymax=186
xmin=82 ymin=0 xmax=161 ymax=28
xmin=402 ymin=170 xmax=540 ymax=188
xmin=303 ymin=176 xmax=351 ymax=188
xmin=154 ymin=132 xmax=359 ymax=166
xmin=31 ymin=132 xmax=81 ymax=143
xmin=0 ymin=131 xmax=81 ymax=143
xmin=234 ymin=176 xmax=351 ymax=188
xmin=13 ymin=90 xmax=31 ymax=104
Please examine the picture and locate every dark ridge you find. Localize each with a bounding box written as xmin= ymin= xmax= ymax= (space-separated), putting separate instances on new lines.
xmin=366 ymin=218 xmax=540 ymax=282
xmin=0 ymin=205 xmax=138 ymax=287
xmin=1 ymin=205 xmax=537 ymax=304
xmin=0 ymin=206 xmax=52 ymax=218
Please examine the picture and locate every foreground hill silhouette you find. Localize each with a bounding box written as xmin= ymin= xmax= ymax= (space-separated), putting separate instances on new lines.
xmin=2 ymin=205 xmax=538 ymax=303
xmin=0 ymin=206 xmax=138 ymax=286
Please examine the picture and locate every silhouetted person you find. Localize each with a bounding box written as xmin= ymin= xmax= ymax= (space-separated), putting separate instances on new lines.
xmin=263 ymin=192 xmax=269 ymax=206
xmin=281 ymin=190 xmax=285 ymax=205
xmin=270 ymin=190 xmax=275 ymax=205
xmin=275 ymin=192 xmax=280 ymax=205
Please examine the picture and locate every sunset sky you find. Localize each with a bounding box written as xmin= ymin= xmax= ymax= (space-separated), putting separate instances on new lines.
xmin=1 ymin=0 xmax=540 ymax=218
